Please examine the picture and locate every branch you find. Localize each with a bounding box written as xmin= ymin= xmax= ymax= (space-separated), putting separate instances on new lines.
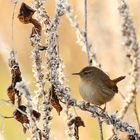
xmin=133 ymin=98 xmax=140 ymax=131
xmin=84 ymin=0 xmax=103 ymax=139
xmin=118 ymin=0 xmax=140 ymax=119
xmin=15 ymin=81 xmax=41 ymax=140
xmin=84 ymin=0 xmax=91 ymax=65
xmin=62 ymin=0 xmax=100 ymax=67
xmin=76 ymin=102 xmax=140 ymax=139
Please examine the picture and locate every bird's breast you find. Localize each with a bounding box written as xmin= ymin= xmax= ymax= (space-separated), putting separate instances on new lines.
xmin=79 ymin=80 xmax=99 ymax=103
xmin=79 ymin=80 xmax=115 ymax=105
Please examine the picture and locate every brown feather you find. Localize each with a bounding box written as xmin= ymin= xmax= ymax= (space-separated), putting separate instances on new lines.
xmin=112 ymin=76 xmax=126 ymax=84
xmin=102 ymin=78 xmax=118 ymax=93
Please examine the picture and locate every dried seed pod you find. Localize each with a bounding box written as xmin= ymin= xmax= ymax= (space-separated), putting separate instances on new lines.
xmin=49 ymin=85 xmax=63 ymax=115
xmin=18 ymin=2 xmax=35 ymax=24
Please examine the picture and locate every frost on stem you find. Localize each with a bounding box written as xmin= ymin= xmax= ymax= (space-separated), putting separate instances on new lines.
xmin=41 ymin=0 xmax=81 ymax=139
xmin=14 ymin=105 xmax=41 ymax=133
xmin=11 ymin=0 xmax=18 ymax=4
xmin=8 ymin=0 xmax=140 ymax=139
xmin=15 ymin=81 xmax=41 ymax=140
xmin=31 ymin=37 xmax=52 ymax=139
xmin=31 ymin=50 xmax=52 ymax=139
xmin=32 ymin=0 xmax=46 ymax=10
xmin=31 ymin=1 xmax=52 ymax=139
xmin=77 ymin=102 xmax=140 ymax=139
xmin=41 ymin=94 xmax=52 ymax=140
xmin=62 ymin=0 xmax=100 ymax=67
xmin=17 ymin=2 xmax=52 ymax=139
xmin=8 ymin=50 xmax=22 ymax=105
xmin=8 ymin=50 xmax=41 ymax=139
xmin=32 ymin=46 xmax=45 ymax=98
xmin=118 ymin=0 xmax=140 ymax=119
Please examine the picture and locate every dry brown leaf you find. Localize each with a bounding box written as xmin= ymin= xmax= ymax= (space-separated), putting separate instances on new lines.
xmin=68 ymin=116 xmax=85 ymax=140
xmin=7 ymin=85 xmax=16 ymax=104
xmin=13 ymin=105 xmax=41 ymax=133
xmin=7 ymin=65 xmax=22 ymax=105
xmin=11 ymin=65 xmax=22 ymax=86
xmin=49 ymin=85 xmax=63 ymax=115
xmin=14 ymin=105 xmax=41 ymax=123
xmin=30 ymin=18 xmax=42 ymax=36
xmin=68 ymin=116 xmax=85 ymax=127
xmin=13 ymin=105 xmax=29 ymax=124
xmin=18 ymin=2 xmax=35 ymax=24
xmin=18 ymin=2 xmax=41 ymax=35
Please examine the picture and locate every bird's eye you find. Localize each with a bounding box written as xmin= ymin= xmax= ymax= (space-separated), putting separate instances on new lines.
xmin=83 ymin=70 xmax=92 ymax=75
xmin=83 ymin=71 xmax=89 ymax=75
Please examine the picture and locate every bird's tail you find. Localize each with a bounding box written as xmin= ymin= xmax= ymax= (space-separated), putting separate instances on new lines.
xmin=112 ymin=76 xmax=126 ymax=84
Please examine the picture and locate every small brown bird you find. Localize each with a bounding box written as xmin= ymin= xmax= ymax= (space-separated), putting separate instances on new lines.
xmin=73 ymin=66 xmax=125 ymax=106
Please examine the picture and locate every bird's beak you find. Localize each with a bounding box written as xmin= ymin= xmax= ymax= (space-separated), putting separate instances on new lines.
xmin=72 ymin=72 xmax=80 ymax=75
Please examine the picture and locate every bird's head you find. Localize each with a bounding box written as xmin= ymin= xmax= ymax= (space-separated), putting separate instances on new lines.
xmin=72 ymin=66 xmax=96 ymax=80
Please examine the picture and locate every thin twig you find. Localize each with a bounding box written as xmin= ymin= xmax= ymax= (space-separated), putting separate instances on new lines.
xmin=5 ymin=1 xmax=140 ymax=140
xmin=40 ymin=0 xmax=79 ymax=139
xmin=31 ymin=1 xmax=52 ymax=139
xmin=84 ymin=0 xmax=103 ymax=139
xmin=11 ymin=0 xmax=17 ymax=49
xmin=133 ymin=98 xmax=140 ymax=131
xmin=97 ymin=117 xmax=103 ymax=140
xmin=107 ymin=1 xmax=140 ymax=134
xmin=84 ymin=0 xmax=90 ymax=65
xmin=118 ymin=91 xmax=125 ymax=100
xmin=118 ymin=0 xmax=139 ymax=119
xmin=15 ymin=81 xmax=41 ymax=140
xmin=0 ymin=99 xmax=27 ymax=115
xmin=0 ymin=114 xmax=14 ymax=119
xmin=76 ymin=102 xmax=140 ymax=139
xmin=63 ymin=0 xmax=100 ymax=67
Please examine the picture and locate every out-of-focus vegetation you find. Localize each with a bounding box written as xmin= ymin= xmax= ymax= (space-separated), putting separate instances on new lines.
xmin=0 ymin=0 xmax=140 ymax=140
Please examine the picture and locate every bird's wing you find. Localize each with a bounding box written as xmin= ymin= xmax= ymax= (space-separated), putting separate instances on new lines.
xmin=94 ymin=67 xmax=118 ymax=93
xmin=101 ymin=77 xmax=118 ymax=93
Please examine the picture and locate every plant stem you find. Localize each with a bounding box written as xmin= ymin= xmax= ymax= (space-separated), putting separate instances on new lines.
xmin=97 ymin=117 xmax=104 ymax=140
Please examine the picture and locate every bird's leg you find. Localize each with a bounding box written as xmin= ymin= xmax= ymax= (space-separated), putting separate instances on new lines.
xmin=102 ymin=103 xmax=106 ymax=112
xmin=85 ymin=102 xmax=90 ymax=107
xmin=96 ymin=103 xmax=107 ymax=114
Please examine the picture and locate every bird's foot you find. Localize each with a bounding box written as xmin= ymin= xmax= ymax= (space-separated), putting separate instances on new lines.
xmin=102 ymin=103 xmax=106 ymax=112
xmin=85 ymin=102 xmax=90 ymax=107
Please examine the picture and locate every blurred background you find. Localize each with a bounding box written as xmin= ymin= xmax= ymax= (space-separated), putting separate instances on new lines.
xmin=0 ymin=0 xmax=140 ymax=139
